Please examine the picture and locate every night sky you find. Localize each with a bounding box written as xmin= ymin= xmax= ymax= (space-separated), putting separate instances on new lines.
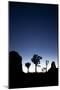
xmin=9 ymin=2 xmax=58 ymax=72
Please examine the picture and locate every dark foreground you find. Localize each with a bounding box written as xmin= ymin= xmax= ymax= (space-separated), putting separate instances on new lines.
xmin=9 ymin=68 xmax=58 ymax=89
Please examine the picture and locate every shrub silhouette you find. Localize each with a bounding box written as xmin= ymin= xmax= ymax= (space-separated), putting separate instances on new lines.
xmin=31 ymin=54 xmax=42 ymax=72
xmin=25 ymin=62 xmax=31 ymax=73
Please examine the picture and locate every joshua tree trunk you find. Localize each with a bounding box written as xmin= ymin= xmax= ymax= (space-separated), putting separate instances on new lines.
xmin=46 ymin=64 xmax=47 ymax=72
xmin=46 ymin=60 xmax=49 ymax=72
xmin=35 ymin=64 xmax=37 ymax=73
xmin=27 ymin=68 xmax=29 ymax=73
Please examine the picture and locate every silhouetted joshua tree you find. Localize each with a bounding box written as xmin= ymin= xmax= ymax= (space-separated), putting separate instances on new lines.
xmin=25 ymin=62 xmax=31 ymax=73
xmin=42 ymin=60 xmax=49 ymax=72
xmin=31 ymin=54 xmax=42 ymax=72
xmin=46 ymin=60 xmax=49 ymax=72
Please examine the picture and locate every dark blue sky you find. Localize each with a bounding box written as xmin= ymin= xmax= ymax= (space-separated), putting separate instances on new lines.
xmin=9 ymin=2 xmax=58 ymax=72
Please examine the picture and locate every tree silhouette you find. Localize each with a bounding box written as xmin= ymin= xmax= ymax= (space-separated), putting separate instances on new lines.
xmin=31 ymin=54 xmax=42 ymax=72
xmin=46 ymin=60 xmax=49 ymax=72
xmin=25 ymin=62 xmax=31 ymax=73
xmin=42 ymin=60 xmax=49 ymax=72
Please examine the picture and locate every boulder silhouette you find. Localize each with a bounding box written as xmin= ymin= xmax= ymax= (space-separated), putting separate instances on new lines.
xmin=48 ymin=61 xmax=58 ymax=86
xmin=9 ymin=51 xmax=23 ymax=88
xmin=48 ymin=61 xmax=56 ymax=73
